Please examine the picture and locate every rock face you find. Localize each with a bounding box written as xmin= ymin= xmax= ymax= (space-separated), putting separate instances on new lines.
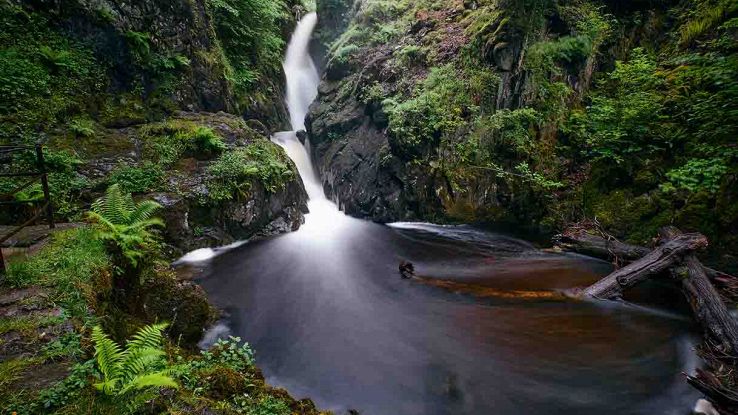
xmin=67 ymin=111 xmax=309 ymax=253
xmin=307 ymin=1 xmax=536 ymax=223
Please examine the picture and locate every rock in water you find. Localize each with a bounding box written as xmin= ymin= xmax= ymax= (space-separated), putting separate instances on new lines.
xmin=399 ymin=261 xmax=415 ymax=279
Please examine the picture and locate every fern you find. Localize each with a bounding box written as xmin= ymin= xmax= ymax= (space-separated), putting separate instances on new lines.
xmin=91 ymin=324 xmax=177 ymax=410
xmin=87 ymin=184 xmax=164 ymax=268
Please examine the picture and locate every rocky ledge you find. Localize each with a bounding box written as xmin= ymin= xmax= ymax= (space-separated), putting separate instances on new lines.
xmin=51 ymin=111 xmax=309 ymax=253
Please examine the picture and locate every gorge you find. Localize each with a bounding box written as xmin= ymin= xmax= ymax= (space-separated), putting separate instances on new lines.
xmin=1 ymin=0 xmax=737 ymax=414
xmin=195 ymin=10 xmax=701 ymax=415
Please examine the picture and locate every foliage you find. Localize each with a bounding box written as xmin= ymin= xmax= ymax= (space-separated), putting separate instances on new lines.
xmin=68 ymin=118 xmax=96 ymax=137
xmin=87 ymin=184 xmax=164 ymax=269
xmin=385 ymin=64 xmax=493 ymax=158
xmin=207 ymin=0 xmax=287 ymax=96
xmin=663 ymin=157 xmax=730 ymax=195
xmin=91 ymin=324 xmax=177 ymax=411
xmin=174 ymin=336 xmax=254 ymax=392
xmin=678 ymin=0 xmax=738 ymax=46
xmin=569 ymin=49 xmax=667 ymax=167
xmin=141 ymin=121 xmax=227 ymax=166
xmin=206 ymin=140 xmax=295 ymax=200
xmin=0 ymin=6 xmax=105 ymax=142
xmin=34 ymin=360 xmax=97 ymax=412
xmin=108 ymin=163 xmax=166 ymax=194
xmin=5 ymin=227 xmax=110 ymax=318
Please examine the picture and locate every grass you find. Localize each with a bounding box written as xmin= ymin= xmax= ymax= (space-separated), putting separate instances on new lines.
xmin=5 ymin=227 xmax=111 ymax=319
xmin=0 ymin=315 xmax=66 ymax=335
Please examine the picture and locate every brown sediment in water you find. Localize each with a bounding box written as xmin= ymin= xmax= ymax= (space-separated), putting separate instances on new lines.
xmin=411 ymin=275 xmax=568 ymax=301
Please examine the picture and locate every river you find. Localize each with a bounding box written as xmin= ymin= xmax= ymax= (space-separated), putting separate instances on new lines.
xmin=188 ymin=13 xmax=700 ymax=415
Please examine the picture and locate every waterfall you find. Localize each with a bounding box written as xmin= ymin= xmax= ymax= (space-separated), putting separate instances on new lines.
xmin=273 ymin=12 xmax=336 ymax=217
xmin=283 ymin=13 xmax=320 ymax=132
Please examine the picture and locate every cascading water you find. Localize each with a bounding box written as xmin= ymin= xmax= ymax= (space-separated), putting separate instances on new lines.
xmin=192 ymin=13 xmax=700 ymax=415
xmin=271 ymin=12 xmax=348 ymax=232
xmin=272 ymin=12 xmax=327 ymax=202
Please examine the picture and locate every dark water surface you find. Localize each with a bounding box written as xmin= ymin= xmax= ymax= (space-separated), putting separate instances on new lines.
xmin=195 ymin=209 xmax=698 ymax=415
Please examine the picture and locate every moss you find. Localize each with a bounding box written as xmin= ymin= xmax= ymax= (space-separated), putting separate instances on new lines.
xmin=206 ymin=139 xmax=296 ymax=201
xmin=0 ymin=315 xmax=65 ymax=336
xmin=202 ymin=366 xmax=248 ymax=400
xmin=136 ymin=269 xmax=216 ymax=347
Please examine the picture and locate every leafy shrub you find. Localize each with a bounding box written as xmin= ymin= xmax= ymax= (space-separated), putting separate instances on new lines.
xmin=570 ymin=49 xmax=667 ymax=167
xmin=664 ymin=157 xmax=729 ymax=194
xmin=206 ymin=140 xmax=295 ymax=200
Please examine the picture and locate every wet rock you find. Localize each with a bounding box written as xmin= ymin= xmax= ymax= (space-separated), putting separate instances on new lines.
xmin=693 ymin=399 xmax=719 ymax=415
xmin=399 ymin=261 xmax=415 ymax=279
xmin=296 ymin=130 xmax=309 ymax=144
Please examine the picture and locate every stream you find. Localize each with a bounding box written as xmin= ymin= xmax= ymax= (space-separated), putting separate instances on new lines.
xmin=189 ymin=13 xmax=701 ymax=415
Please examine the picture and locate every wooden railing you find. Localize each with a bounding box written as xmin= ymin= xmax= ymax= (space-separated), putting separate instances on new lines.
xmin=0 ymin=144 xmax=55 ymax=272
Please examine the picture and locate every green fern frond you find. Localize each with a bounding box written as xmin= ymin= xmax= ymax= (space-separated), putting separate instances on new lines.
xmin=92 ymin=326 xmax=123 ymax=386
xmin=118 ymin=348 xmax=166 ymax=383
xmin=127 ymin=323 xmax=168 ymax=351
xmin=128 ymin=200 xmax=162 ymax=224
xmin=88 ymin=184 xmax=165 ymax=268
xmin=119 ymin=372 xmax=178 ymax=395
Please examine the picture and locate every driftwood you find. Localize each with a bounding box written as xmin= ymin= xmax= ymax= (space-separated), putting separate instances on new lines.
xmin=560 ymin=225 xmax=738 ymax=409
xmin=554 ymin=230 xmax=735 ymax=282
xmin=658 ymin=227 xmax=738 ymax=355
xmin=582 ymin=232 xmax=708 ymax=298
xmin=580 ymin=226 xmax=738 ymax=356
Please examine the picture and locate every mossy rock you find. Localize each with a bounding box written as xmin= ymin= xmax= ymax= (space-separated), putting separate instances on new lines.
xmin=201 ymin=366 xmax=249 ymax=400
xmin=137 ymin=270 xmax=216 ymax=347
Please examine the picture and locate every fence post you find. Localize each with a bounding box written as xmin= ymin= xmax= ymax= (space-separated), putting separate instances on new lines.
xmin=35 ymin=144 xmax=54 ymax=229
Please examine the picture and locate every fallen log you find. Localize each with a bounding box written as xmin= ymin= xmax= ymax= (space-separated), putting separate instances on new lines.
xmin=553 ymin=231 xmax=650 ymax=263
xmin=658 ymin=227 xmax=738 ymax=355
xmin=582 ymin=232 xmax=708 ymax=299
xmin=554 ymin=230 xmax=734 ymax=282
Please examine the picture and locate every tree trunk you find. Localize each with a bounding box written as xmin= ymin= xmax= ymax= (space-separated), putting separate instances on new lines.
xmin=582 ymin=233 xmax=708 ymax=298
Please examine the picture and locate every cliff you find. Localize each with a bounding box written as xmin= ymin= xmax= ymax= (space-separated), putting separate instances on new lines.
xmin=309 ymin=0 xmax=738 ymax=270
